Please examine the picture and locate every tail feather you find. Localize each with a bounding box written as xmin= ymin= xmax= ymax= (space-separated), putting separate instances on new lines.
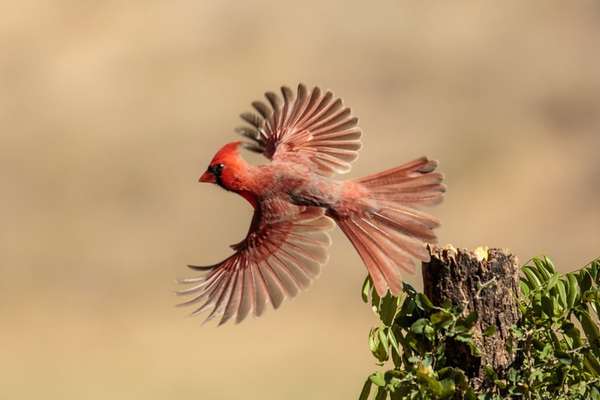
xmin=367 ymin=212 xmax=431 ymax=260
xmin=337 ymin=217 xmax=404 ymax=295
xmin=356 ymin=157 xmax=439 ymax=186
xmin=373 ymin=207 xmax=439 ymax=242
xmin=333 ymin=157 xmax=445 ymax=296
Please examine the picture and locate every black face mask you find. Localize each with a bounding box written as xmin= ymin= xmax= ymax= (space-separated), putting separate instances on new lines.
xmin=208 ymin=163 xmax=225 ymax=187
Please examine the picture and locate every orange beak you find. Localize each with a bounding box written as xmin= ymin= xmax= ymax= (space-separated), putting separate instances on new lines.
xmin=199 ymin=170 xmax=215 ymax=183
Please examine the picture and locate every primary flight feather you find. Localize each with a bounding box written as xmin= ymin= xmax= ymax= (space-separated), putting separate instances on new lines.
xmin=177 ymin=83 xmax=446 ymax=325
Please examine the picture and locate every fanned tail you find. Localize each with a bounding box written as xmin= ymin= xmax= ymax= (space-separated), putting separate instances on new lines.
xmin=333 ymin=157 xmax=445 ymax=296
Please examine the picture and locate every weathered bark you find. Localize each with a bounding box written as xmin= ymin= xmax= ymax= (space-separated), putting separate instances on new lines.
xmin=422 ymin=245 xmax=520 ymax=390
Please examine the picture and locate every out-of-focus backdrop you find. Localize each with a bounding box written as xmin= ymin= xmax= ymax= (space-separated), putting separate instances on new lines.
xmin=1 ymin=1 xmax=599 ymax=399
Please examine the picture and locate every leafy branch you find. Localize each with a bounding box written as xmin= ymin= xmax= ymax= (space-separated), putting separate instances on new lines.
xmin=359 ymin=256 xmax=600 ymax=400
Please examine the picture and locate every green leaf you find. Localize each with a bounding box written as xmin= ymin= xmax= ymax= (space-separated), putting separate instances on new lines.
xmin=455 ymin=311 xmax=478 ymax=334
xmin=541 ymin=295 xmax=554 ymax=317
xmin=546 ymin=273 xmax=560 ymax=291
xmin=407 ymin=355 xmax=420 ymax=364
xmin=543 ymin=256 xmax=556 ymax=274
xmin=583 ymin=350 xmax=600 ymax=377
xmin=567 ymin=273 xmax=580 ymax=308
xmin=423 ymin=324 xmax=435 ymax=341
xmin=465 ymin=311 xmax=478 ymax=326
xmin=483 ymin=325 xmax=496 ymax=337
xmin=519 ymin=279 xmax=530 ymax=297
xmin=374 ymin=386 xmax=388 ymax=400
xmin=484 ymin=366 xmax=498 ymax=380
xmin=404 ymin=334 xmax=421 ymax=353
xmin=396 ymin=292 xmax=406 ymax=309
xmin=362 ymin=276 xmax=372 ymax=304
xmin=369 ymin=371 xmax=386 ymax=387
xmin=511 ymin=325 xmax=524 ymax=339
xmin=556 ymin=350 xmax=572 ymax=365
xmin=552 ymin=295 xmax=562 ymax=317
xmin=374 ymin=339 xmax=389 ymax=362
xmin=539 ymin=343 xmax=552 ymax=360
xmin=390 ymin=348 xmax=402 ymax=368
xmin=369 ymin=327 xmax=389 ymax=362
xmin=369 ymin=328 xmax=380 ymax=353
xmin=422 ymin=375 xmax=442 ymax=395
xmin=378 ymin=328 xmax=389 ymax=352
xmin=556 ymin=279 xmax=568 ymax=308
xmin=423 ymin=354 xmax=433 ymax=368
xmin=592 ymin=386 xmax=600 ymax=400
xmin=388 ymin=328 xmax=401 ymax=357
xmin=494 ymin=379 xmax=507 ymax=389
xmin=563 ymin=321 xmax=583 ymax=349
xmin=580 ymin=270 xmax=594 ymax=294
xmin=358 ymin=377 xmax=372 ymax=400
xmin=438 ymin=378 xmax=456 ymax=399
xmin=398 ymin=297 xmax=416 ymax=320
xmin=431 ymin=310 xmax=454 ymax=329
xmin=371 ymin=288 xmax=381 ymax=310
xmin=464 ymin=388 xmax=477 ymax=400
xmin=402 ymin=282 xmax=417 ymax=296
xmin=411 ymin=318 xmax=429 ymax=335
xmin=532 ymin=258 xmax=551 ymax=282
xmin=454 ymin=333 xmax=473 ymax=344
xmin=467 ymin=340 xmax=481 ymax=357
xmin=415 ymin=293 xmax=434 ymax=311
xmin=522 ymin=266 xmax=542 ymax=290
xmin=578 ymin=310 xmax=600 ymax=354
xmin=380 ymin=293 xmax=398 ymax=325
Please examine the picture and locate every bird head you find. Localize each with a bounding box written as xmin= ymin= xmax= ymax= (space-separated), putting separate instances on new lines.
xmin=199 ymin=141 xmax=248 ymax=190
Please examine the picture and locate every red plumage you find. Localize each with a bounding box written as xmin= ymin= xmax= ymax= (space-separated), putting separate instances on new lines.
xmin=178 ymin=84 xmax=446 ymax=325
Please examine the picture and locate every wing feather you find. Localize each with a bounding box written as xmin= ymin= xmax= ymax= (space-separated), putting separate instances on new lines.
xmin=251 ymin=263 xmax=268 ymax=317
xmin=177 ymin=199 xmax=333 ymax=324
xmin=237 ymin=84 xmax=362 ymax=176
xmin=235 ymin=267 xmax=253 ymax=323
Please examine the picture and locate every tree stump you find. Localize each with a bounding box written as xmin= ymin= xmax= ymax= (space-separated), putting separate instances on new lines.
xmin=422 ymin=245 xmax=520 ymax=390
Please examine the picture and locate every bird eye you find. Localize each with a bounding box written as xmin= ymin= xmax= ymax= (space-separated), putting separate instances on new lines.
xmin=209 ymin=163 xmax=225 ymax=176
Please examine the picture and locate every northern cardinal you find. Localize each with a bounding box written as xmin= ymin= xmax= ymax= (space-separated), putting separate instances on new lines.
xmin=178 ymin=84 xmax=445 ymax=325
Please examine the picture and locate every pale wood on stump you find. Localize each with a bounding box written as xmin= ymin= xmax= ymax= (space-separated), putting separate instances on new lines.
xmin=422 ymin=245 xmax=520 ymax=390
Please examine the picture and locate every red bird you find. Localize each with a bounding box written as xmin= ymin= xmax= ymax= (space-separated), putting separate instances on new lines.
xmin=178 ymin=84 xmax=445 ymax=325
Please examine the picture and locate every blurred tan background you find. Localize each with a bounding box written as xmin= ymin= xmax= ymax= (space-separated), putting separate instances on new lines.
xmin=1 ymin=1 xmax=599 ymax=399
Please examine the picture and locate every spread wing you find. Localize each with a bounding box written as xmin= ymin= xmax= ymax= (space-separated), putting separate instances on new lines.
xmin=177 ymin=198 xmax=334 ymax=325
xmin=237 ymin=83 xmax=362 ymax=176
